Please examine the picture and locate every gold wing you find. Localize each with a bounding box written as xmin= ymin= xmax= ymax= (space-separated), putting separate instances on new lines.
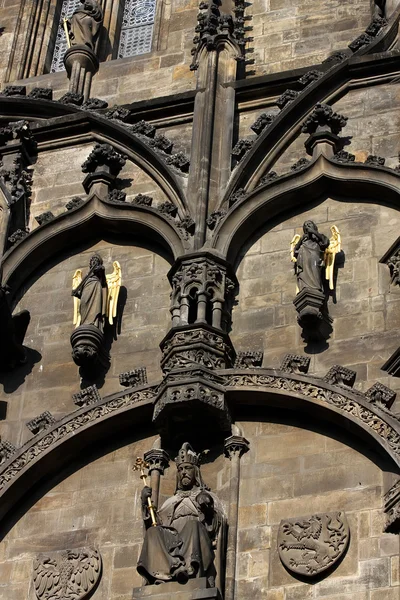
xmin=290 ymin=234 xmax=301 ymax=263
xmin=72 ymin=269 xmax=82 ymax=327
xmin=324 ymin=225 xmax=341 ymax=290
xmin=106 ymin=261 xmax=122 ymax=325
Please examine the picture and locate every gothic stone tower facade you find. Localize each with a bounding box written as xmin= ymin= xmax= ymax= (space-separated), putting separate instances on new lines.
xmin=0 ymin=0 xmax=399 ymax=599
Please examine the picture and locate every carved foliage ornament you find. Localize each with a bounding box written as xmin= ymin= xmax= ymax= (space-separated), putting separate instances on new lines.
xmin=278 ymin=512 xmax=350 ymax=577
xmin=33 ymin=546 xmax=102 ymax=600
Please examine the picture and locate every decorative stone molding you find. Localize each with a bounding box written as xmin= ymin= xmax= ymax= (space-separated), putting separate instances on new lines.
xmin=157 ymin=201 xmax=178 ymax=217
xmin=130 ymin=120 xmax=156 ymax=137
xmin=65 ymin=197 xmax=85 ymax=211
xmin=301 ymin=103 xmax=347 ymax=136
xmin=35 ymin=211 xmax=55 ymax=226
xmin=33 ymin=546 xmax=102 ymax=600
xmin=143 ymin=448 xmax=170 ymax=475
xmin=229 ymin=188 xmax=246 ymax=206
xmin=148 ymin=134 xmax=174 ymax=154
xmin=259 ymin=171 xmax=278 ymax=185
xmin=0 ymin=85 xmax=26 ymax=97
xmin=348 ymin=17 xmax=387 ymax=52
xmin=82 ymin=97 xmax=108 ymax=110
xmin=382 ymin=346 xmax=400 ymax=377
xmin=323 ymin=365 xmax=356 ymax=388
xmin=234 ymin=351 xmax=263 ymax=368
xmin=276 ymin=90 xmax=299 ymax=110
xmin=298 ymin=70 xmax=323 ymax=87
xmin=165 ymin=152 xmax=190 ymax=173
xmin=280 ymin=354 xmax=310 ymax=374
xmin=105 ymin=106 xmax=132 ymax=122
xmin=119 ymin=368 xmax=148 ymax=388
xmin=0 ymin=441 xmax=16 ymax=466
xmin=178 ymin=216 xmax=196 ymax=238
xmin=58 ymin=92 xmax=84 ymax=106
xmin=365 ymin=16 xmax=388 ymax=36
xmin=107 ymin=189 xmax=127 ymax=203
xmin=250 ymin=113 xmax=275 ymax=135
xmin=132 ymin=194 xmax=153 ymax=206
xmin=72 ymin=385 xmax=101 ymax=407
xmin=366 ymin=382 xmax=396 ymax=410
xmin=365 ymin=154 xmax=385 ymax=166
xmin=28 ymin=88 xmax=53 ymax=100
xmin=322 ymin=51 xmax=350 ymax=64
xmin=332 ymin=150 xmax=355 ymax=163
xmin=290 ymin=157 xmax=310 ymax=172
xmin=384 ymin=479 xmax=400 ymax=534
xmin=7 ymin=228 xmax=29 ymax=245
xmin=207 ymin=209 xmax=227 ymax=230
xmin=81 ymin=143 xmax=126 ymax=176
xmin=224 ymin=434 xmax=249 ymax=459
xmin=27 ymin=411 xmax=56 ymax=435
xmin=232 ymin=139 xmax=253 ymax=161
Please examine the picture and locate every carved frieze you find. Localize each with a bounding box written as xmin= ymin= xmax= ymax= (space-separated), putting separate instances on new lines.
xmin=27 ymin=411 xmax=56 ymax=435
xmin=119 ymin=368 xmax=148 ymax=388
xmin=280 ymin=354 xmax=310 ymax=374
xmin=33 ymin=547 xmax=102 ymax=600
xmin=278 ymin=512 xmax=350 ymax=577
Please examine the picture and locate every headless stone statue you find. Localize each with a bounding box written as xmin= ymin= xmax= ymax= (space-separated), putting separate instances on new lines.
xmin=67 ymin=0 xmax=103 ymax=51
xmin=137 ymin=443 xmax=226 ymax=587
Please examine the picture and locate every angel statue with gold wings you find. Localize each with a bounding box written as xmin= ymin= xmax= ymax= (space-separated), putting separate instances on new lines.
xmin=72 ymin=254 xmax=121 ymax=332
xmin=290 ymin=221 xmax=341 ymax=294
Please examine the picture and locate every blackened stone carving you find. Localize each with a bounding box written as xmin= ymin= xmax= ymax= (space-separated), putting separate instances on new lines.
xmin=82 ymin=143 xmax=126 ymax=176
xmin=33 ymin=546 xmax=102 ymax=600
xmin=143 ymin=447 xmax=170 ymax=475
xmin=178 ymin=216 xmax=196 ymax=237
xmin=332 ymin=150 xmax=355 ymax=163
xmin=158 ymin=201 xmax=178 ymax=217
xmin=0 ymin=284 xmax=30 ymax=371
xmin=229 ymin=188 xmax=246 ymax=206
xmin=366 ymin=382 xmax=396 ymax=411
xmin=349 ymin=32 xmax=372 ymax=51
xmin=365 ymin=154 xmax=385 ymax=166
xmin=107 ymin=189 xmax=127 ymax=203
xmin=234 ymin=351 xmax=263 ymax=368
xmin=72 ymin=384 xmax=101 ymax=407
xmin=27 ymin=411 xmax=56 ymax=435
xmin=66 ymin=196 xmax=85 ymax=210
xmin=82 ymin=97 xmax=108 ymax=109
xmin=259 ymin=171 xmax=278 ymax=185
xmin=66 ymin=0 xmax=103 ymax=50
xmin=250 ymin=113 xmax=275 ymax=135
xmin=206 ymin=209 xmax=227 ymax=230
xmin=324 ymin=365 xmax=356 ymax=388
xmin=148 ymin=135 xmax=174 ymax=154
xmin=231 ymin=139 xmax=253 ymax=160
xmin=132 ymin=194 xmax=153 ymax=206
xmin=28 ymin=87 xmax=53 ymax=100
xmin=8 ymin=228 xmax=29 ymax=245
xmin=105 ymin=106 xmax=131 ymax=122
xmin=119 ymin=367 xmax=148 ymax=388
xmin=384 ymin=479 xmax=400 ymax=534
xmin=35 ymin=211 xmax=55 ymax=226
xmin=224 ymin=435 xmax=249 ymax=459
xmin=130 ymin=120 xmax=156 ymax=138
xmin=298 ymin=70 xmax=323 ymax=87
xmin=0 ymin=441 xmax=17 ymax=465
xmin=322 ymin=51 xmax=349 ymax=64
xmin=165 ymin=152 xmax=190 ymax=173
xmin=365 ymin=16 xmax=388 ymax=36
xmin=290 ymin=157 xmax=310 ymax=172
xmin=387 ymin=249 xmax=400 ymax=287
xmin=58 ymin=91 xmax=84 ymax=106
xmin=278 ymin=512 xmax=350 ymax=577
xmin=0 ymin=119 xmax=36 ymax=152
xmin=0 ymin=85 xmax=26 ymax=96
xmin=301 ymin=104 xmax=347 ymax=136
xmin=280 ymin=354 xmax=310 ymax=374
xmin=276 ymin=90 xmax=299 ymax=110
xmin=137 ymin=443 xmax=226 ymax=587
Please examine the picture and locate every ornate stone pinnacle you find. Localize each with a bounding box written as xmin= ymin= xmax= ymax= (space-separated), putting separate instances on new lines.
xmin=143 ymin=448 xmax=170 ymax=475
xmin=224 ymin=434 xmax=249 ymax=459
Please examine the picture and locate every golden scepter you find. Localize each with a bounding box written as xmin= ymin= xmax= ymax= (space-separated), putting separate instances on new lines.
xmin=133 ymin=457 xmax=157 ymax=527
xmin=63 ymin=17 xmax=71 ymax=48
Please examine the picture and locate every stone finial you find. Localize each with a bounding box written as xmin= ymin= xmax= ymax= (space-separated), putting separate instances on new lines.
xmin=81 ymin=143 xmax=126 ymax=176
xmin=365 ymin=382 xmax=396 ymax=410
xmin=280 ymin=354 xmax=311 ymax=374
xmin=324 ymin=365 xmax=356 ymax=388
xmin=119 ymin=367 xmax=148 ymax=388
xmin=250 ymin=113 xmax=275 ymax=135
xmin=0 ymin=440 xmax=17 ymax=465
xmin=302 ymin=104 xmax=347 ymax=136
xmin=143 ymin=448 xmax=170 ymax=475
xmin=73 ymin=385 xmax=101 ymax=407
xmin=234 ymin=351 xmax=263 ymax=368
xmin=35 ymin=211 xmax=55 ymax=226
xmin=224 ymin=434 xmax=249 ymax=459
xmin=27 ymin=411 xmax=56 ymax=435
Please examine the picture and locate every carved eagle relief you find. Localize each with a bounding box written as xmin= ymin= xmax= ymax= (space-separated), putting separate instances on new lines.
xmin=33 ymin=547 xmax=102 ymax=600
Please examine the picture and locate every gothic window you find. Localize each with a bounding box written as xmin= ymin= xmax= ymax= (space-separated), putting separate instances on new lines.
xmin=117 ymin=0 xmax=157 ymax=59
xmin=50 ymin=0 xmax=82 ymax=73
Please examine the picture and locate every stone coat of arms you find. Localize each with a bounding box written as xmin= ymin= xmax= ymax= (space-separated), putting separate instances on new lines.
xmin=278 ymin=511 xmax=349 ymax=577
xmin=32 ymin=546 xmax=102 ymax=600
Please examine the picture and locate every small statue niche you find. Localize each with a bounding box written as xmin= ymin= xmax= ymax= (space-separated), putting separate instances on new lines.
xmin=70 ymin=253 xmax=121 ymax=372
xmin=290 ymin=220 xmax=342 ymax=341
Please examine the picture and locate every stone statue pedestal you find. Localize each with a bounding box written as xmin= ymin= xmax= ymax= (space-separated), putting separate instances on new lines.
xmin=64 ymin=45 xmax=99 ymax=100
xmin=293 ymin=288 xmax=332 ymax=341
xmin=133 ymin=578 xmax=221 ymax=600
xmin=70 ymin=323 xmax=110 ymax=369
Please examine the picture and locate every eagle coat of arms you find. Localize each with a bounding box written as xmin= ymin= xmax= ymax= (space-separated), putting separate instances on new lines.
xmin=32 ymin=546 xmax=102 ymax=600
xmin=278 ymin=511 xmax=349 ymax=577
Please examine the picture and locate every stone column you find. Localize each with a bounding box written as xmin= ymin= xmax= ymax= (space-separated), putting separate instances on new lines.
xmin=224 ymin=433 xmax=249 ymax=600
xmin=64 ymin=46 xmax=100 ymax=101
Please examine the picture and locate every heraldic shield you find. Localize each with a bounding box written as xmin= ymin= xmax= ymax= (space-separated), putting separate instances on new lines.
xmin=32 ymin=546 xmax=102 ymax=600
xmin=278 ymin=511 xmax=350 ymax=577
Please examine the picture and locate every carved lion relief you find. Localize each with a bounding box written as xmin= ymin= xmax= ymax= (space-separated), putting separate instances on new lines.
xmin=33 ymin=547 xmax=102 ymax=599
xmin=278 ymin=512 xmax=349 ymax=577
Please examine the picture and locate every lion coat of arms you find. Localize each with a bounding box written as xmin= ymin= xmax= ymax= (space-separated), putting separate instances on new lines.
xmin=278 ymin=511 xmax=350 ymax=577
xmin=32 ymin=546 xmax=102 ymax=600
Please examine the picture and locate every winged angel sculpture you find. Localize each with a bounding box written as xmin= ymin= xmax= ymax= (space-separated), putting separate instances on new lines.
xmin=33 ymin=547 xmax=102 ymax=600
xmin=70 ymin=254 xmax=121 ymax=368
xmin=290 ymin=221 xmax=341 ymax=294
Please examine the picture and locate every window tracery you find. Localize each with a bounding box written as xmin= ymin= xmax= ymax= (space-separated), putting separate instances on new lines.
xmin=117 ymin=0 xmax=157 ymax=58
